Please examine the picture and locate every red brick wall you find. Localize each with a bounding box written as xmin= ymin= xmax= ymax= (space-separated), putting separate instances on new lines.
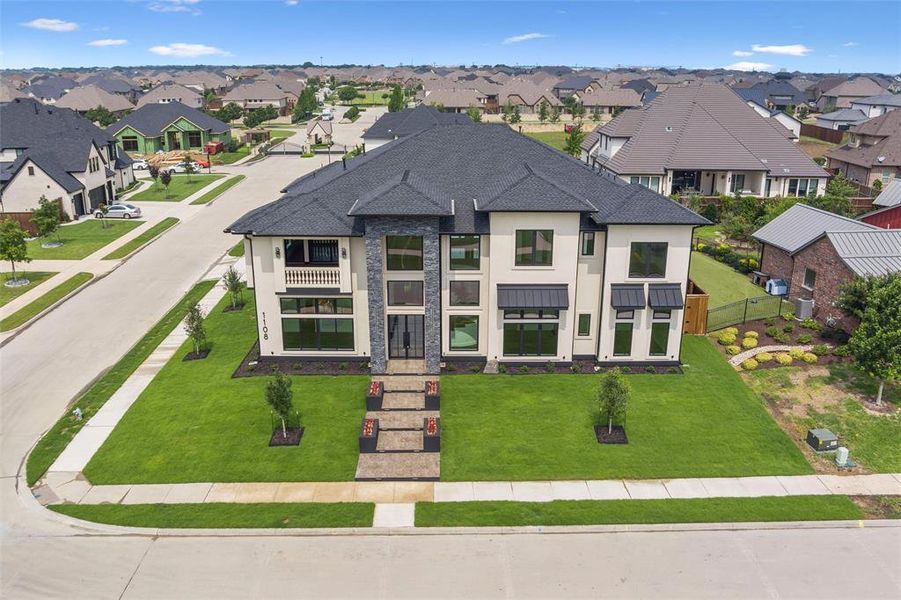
xmin=761 ymin=244 xmax=793 ymax=282
xmin=789 ymin=237 xmax=857 ymax=329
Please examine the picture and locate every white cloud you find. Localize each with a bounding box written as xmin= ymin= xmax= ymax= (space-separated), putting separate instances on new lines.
xmin=285 ymin=0 xmax=299 ymax=4
xmin=751 ymin=43 xmax=811 ymax=56
xmin=149 ymin=42 xmax=228 ymax=57
xmin=148 ymin=0 xmax=202 ymax=15
xmin=843 ymin=41 xmax=859 ymax=47
xmin=726 ymin=61 xmax=773 ymax=72
xmin=20 ymin=18 xmax=79 ymax=32
xmin=503 ymin=32 xmax=549 ymax=44
xmin=88 ymin=38 xmax=127 ymax=47
xmin=732 ymin=50 xmax=754 ymax=57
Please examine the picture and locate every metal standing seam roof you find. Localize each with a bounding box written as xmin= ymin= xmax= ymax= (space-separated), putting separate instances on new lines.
xmin=648 ymin=284 xmax=684 ymax=309
xmin=825 ymin=230 xmax=901 ymax=277
xmin=752 ymin=203 xmax=876 ymax=254
xmin=610 ymin=284 xmax=646 ymax=309
xmin=873 ymin=179 xmax=901 ymax=208
xmin=496 ymin=284 xmax=569 ymax=309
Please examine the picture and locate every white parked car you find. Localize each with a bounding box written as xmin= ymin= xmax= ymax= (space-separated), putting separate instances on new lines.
xmin=95 ymin=203 xmax=141 ymax=219
xmin=164 ymin=161 xmax=201 ymax=174
xmin=321 ymin=108 xmax=333 ymax=121
xmin=132 ymin=159 xmax=148 ymax=170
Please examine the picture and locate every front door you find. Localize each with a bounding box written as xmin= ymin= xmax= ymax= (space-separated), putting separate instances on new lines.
xmin=167 ymin=131 xmax=180 ymax=150
xmin=387 ymin=315 xmax=424 ymax=359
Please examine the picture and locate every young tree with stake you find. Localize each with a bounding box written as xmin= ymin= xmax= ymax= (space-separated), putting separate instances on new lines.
xmin=0 ymin=219 xmax=31 ymax=286
xmin=266 ymin=368 xmax=295 ymax=440
xmin=184 ymin=303 xmax=207 ymax=357
xmin=32 ymin=196 xmax=62 ymax=247
xmin=222 ymin=265 xmax=243 ymax=309
xmin=160 ymin=169 xmax=172 ymax=199
xmin=597 ymin=368 xmax=630 ymax=434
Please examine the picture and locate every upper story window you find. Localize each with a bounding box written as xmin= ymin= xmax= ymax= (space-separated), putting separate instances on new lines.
xmin=515 ymin=230 xmax=553 ymax=266
xmin=629 ymin=242 xmax=667 ymax=278
xmin=387 ymin=280 xmax=424 ymax=306
xmin=386 ymin=235 xmax=423 ymax=270
xmin=449 ymin=235 xmax=480 ymax=270
xmin=27 ymin=166 xmax=35 ymax=176
xmin=284 ymin=239 xmax=339 ymax=267
xmin=581 ymin=232 xmax=595 ymax=256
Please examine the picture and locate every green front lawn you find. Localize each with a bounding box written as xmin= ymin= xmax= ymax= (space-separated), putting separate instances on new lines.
xmin=84 ymin=293 xmax=367 ymax=484
xmin=347 ymin=90 xmax=390 ymax=105
xmin=0 ymin=272 xmax=55 ymax=307
xmin=441 ymin=337 xmax=811 ymax=481
xmin=129 ymin=174 xmax=224 ymax=202
xmin=267 ymin=129 xmax=294 ymax=140
xmin=190 ymin=175 xmax=246 ymax=205
xmin=103 ymin=218 xmax=179 ymax=260
xmin=27 ymin=220 xmax=144 ymax=260
xmin=415 ymin=496 xmax=862 ymax=527
xmin=690 ymin=251 xmax=764 ymax=308
xmin=524 ymin=131 xmax=567 ymax=152
xmin=52 ymin=502 xmax=374 ymax=529
xmin=0 ymin=272 xmax=92 ymax=332
xmin=211 ymin=146 xmax=250 ymax=165
xmin=27 ymin=280 xmax=218 ymax=486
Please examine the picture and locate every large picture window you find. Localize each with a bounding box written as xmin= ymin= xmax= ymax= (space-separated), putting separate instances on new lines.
xmin=629 ymin=176 xmax=661 ymax=193
xmin=121 ymin=137 xmax=139 ymax=152
xmin=515 ymin=230 xmax=553 ymax=266
xmin=788 ymin=178 xmax=818 ymax=197
xmin=387 ymin=280 xmax=423 ymax=306
xmin=187 ymin=131 xmax=202 ymax=147
xmin=629 ymin=242 xmax=667 ymax=278
xmin=449 ymin=235 xmax=480 ymax=270
xmin=282 ymin=318 xmax=353 ymax=351
xmin=503 ymin=322 xmax=558 ymax=356
xmin=449 ymin=280 xmax=479 ymax=306
xmin=386 ymin=236 xmax=423 ymax=270
xmin=280 ymin=297 xmax=352 ymax=314
xmin=449 ymin=315 xmax=479 ymax=351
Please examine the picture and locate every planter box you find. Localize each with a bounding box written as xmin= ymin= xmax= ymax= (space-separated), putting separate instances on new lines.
xmin=366 ymin=380 xmax=384 ymax=411
xmin=425 ymin=380 xmax=440 ymax=410
xmin=359 ymin=417 xmax=379 ymax=453
xmin=423 ymin=416 xmax=440 ymax=452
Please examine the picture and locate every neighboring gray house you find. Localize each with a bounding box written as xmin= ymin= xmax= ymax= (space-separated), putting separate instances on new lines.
xmin=55 ymin=84 xmax=135 ymax=115
xmin=850 ymin=94 xmax=901 ymax=119
xmin=136 ymin=83 xmax=203 ymax=109
xmin=816 ymin=108 xmax=869 ymax=130
xmin=816 ymin=77 xmax=886 ymax=112
xmin=24 ymin=76 xmax=77 ymax=104
xmin=362 ymin=105 xmax=470 ymax=149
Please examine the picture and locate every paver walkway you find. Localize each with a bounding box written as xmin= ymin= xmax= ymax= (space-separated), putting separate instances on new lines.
xmin=729 ymin=344 xmax=820 ymax=366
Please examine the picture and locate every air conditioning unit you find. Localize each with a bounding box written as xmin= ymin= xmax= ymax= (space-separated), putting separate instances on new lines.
xmin=796 ymin=297 xmax=814 ymax=319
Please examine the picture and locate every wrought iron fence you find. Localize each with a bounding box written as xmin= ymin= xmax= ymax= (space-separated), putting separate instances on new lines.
xmin=706 ymin=295 xmax=787 ymax=332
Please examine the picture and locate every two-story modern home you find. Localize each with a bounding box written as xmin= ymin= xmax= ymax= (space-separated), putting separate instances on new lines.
xmin=227 ymin=123 xmax=708 ymax=375
xmin=106 ymin=101 xmax=231 ymax=155
xmin=0 ymin=98 xmax=134 ymax=221
xmin=581 ymin=84 xmax=828 ymax=198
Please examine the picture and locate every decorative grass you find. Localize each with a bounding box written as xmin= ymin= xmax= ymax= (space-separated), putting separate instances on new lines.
xmin=0 ymin=272 xmax=93 ymax=332
xmin=102 ymin=218 xmax=179 ymax=260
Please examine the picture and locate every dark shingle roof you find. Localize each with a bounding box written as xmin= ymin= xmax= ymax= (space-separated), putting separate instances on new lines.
xmin=227 ymin=123 xmax=708 ymax=237
xmin=362 ymin=105 xmax=469 ymax=141
xmin=106 ymin=101 xmax=229 ymax=137
xmin=555 ymin=75 xmax=595 ymax=91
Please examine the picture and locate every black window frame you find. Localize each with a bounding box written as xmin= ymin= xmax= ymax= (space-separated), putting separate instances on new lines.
xmin=449 ymin=280 xmax=480 ymax=306
xmin=280 ymin=297 xmax=353 ymax=315
xmin=187 ymin=131 xmax=202 ymax=148
xmin=502 ymin=322 xmax=559 ymax=356
xmin=628 ymin=242 xmax=668 ymax=278
xmin=613 ymin=322 xmax=633 ymax=356
xmin=282 ymin=317 xmax=354 ymax=351
xmin=449 ymin=235 xmax=480 ymax=270
xmin=577 ymin=313 xmax=591 ymax=337
xmin=448 ymin=315 xmax=479 ymax=351
xmin=514 ymin=229 xmax=554 ymax=266
xmin=385 ymin=235 xmax=424 ymax=271
xmin=503 ymin=309 xmax=559 ymax=320
xmin=121 ymin=137 xmax=139 ymax=152
xmin=649 ymin=321 xmax=669 ymax=356
xmin=581 ymin=232 xmax=595 ymax=256
xmin=387 ymin=280 xmax=424 ymax=306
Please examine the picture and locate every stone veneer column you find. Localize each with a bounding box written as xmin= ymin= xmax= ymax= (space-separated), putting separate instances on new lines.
xmin=364 ymin=228 xmax=387 ymax=374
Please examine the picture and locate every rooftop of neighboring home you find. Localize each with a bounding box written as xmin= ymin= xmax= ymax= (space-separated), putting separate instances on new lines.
xmin=363 ymin=105 xmax=470 ymax=141
xmin=0 ymin=98 xmax=116 ymax=193
xmin=0 ymin=80 xmax=26 ymax=102
xmin=227 ymin=122 xmax=708 ymax=238
xmin=817 ymin=108 xmax=868 ymax=123
xmin=223 ymin=81 xmax=292 ymax=102
xmin=576 ymin=88 xmax=642 ymax=107
xmin=826 ymin=110 xmax=901 ymax=167
xmin=752 ymin=203 xmax=876 ymax=254
xmin=825 ymin=230 xmax=901 ymax=276
xmin=172 ymin=70 xmax=229 ymax=90
xmin=554 ymin=75 xmax=597 ymax=91
xmin=733 ymin=79 xmax=806 ymax=106
xmin=79 ymin=74 xmax=141 ymax=95
xmin=589 ymin=84 xmax=827 ymax=177
xmin=621 ymin=78 xmax=656 ymax=95
xmin=499 ymin=79 xmax=561 ymax=106
xmin=135 ymin=83 xmax=202 ymax=108
xmin=106 ymin=101 xmax=230 ymax=138
xmin=822 ymin=77 xmax=885 ymax=98
xmin=55 ymin=84 xmax=135 ymax=112
xmin=24 ymin=76 xmax=77 ymax=100
xmin=873 ymin=179 xmax=901 ymax=207
xmin=852 ymin=93 xmax=901 ymax=108
xmin=422 ymin=87 xmax=485 ymax=108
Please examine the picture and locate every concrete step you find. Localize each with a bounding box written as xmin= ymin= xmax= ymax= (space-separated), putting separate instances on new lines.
xmin=381 ymin=392 xmax=426 ymax=411
xmin=376 ymin=430 xmax=424 ymax=452
xmin=387 ymin=359 xmax=426 ymax=375
xmin=374 ymin=375 xmax=428 ymax=392
xmin=355 ymin=453 xmax=440 ymax=481
xmin=367 ymin=410 xmax=439 ymax=429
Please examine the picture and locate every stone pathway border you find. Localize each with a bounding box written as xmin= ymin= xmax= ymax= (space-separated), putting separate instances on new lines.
xmin=729 ymin=344 xmax=818 ymax=366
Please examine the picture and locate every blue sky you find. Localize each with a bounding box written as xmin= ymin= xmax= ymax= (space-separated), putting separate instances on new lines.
xmin=1 ymin=1 xmax=898 ymax=73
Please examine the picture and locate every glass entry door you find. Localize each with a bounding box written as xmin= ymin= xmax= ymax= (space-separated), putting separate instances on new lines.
xmin=387 ymin=315 xmax=424 ymax=359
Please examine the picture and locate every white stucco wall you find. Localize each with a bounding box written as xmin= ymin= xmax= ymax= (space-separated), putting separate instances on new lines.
xmin=441 ymin=234 xmax=490 ymax=357
xmin=0 ymin=160 xmax=74 ymax=216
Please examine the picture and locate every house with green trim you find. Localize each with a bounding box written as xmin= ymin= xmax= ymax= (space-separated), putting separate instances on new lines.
xmin=106 ymin=101 xmax=231 ymax=155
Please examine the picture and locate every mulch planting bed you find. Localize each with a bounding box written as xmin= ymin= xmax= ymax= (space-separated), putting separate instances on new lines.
xmin=222 ymin=303 xmax=246 ymax=313
xmin=232 ymin=342 xmax=370 ymax=377
xmin=269 ymin=426 xmax=304 ymax=447
xmin=712 ymin=317 xmax=853 ymax=370
xmin=595 ymin=425 xmax=628 ymax=444
xmin=442 ymin=359 xmax=682 ymax=375
xmin=183 ymin=349 xmax=210 ymax=362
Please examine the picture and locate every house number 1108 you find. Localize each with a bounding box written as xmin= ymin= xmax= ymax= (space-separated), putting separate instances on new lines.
xmin=261 ymin=311 xmax=269 ymax=340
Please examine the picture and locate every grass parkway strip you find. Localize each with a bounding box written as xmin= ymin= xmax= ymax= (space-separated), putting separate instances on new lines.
xmin=190 ymin=174 xmax=246 ymax=205
xmin=0 ymin=272 xmax=55 ymax=307
xmin=0 ymin=272 xmax=93 ymax=332
xmin=129 ymin=174 xmax=225 ymax=202
xmin=27 ymin=280 xmax=218 ymax=486
xmin=414 ymin=496 xmax=864 ymax=527
xmin=102 ymin=217 xmax=179 ymax=260
xmin=51 ymin=502 xmax=375 ymax=529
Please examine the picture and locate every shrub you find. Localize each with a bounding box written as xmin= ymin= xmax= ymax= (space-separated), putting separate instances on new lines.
xmin=741 ymin=358 xmax=759 ymax=371
xmin=789 ymin=348 xmax=806 ymax=359
xmin=738 ymin=257 xmax=759 ymax=270
xmin=802 ymin=352 xmax=818 ymax=364
xmin=743 ymin=331 xmax=759 ymax=338
xmin=497 ymin=363 xmax=507 ymax=374
xmin=764 ymin=317 xmax=776 ymax=326
xmin=783 ymin=323 xmax=794 ymax=333
xmin=741 ymin=337 xmax=758 ymax=349
xmin=783 ymin=312 xmax=795 ymax=321
xmin=518 ymin=365 xmax=530 ymax=374
xmin=343 ymin=106 xmax=361 ymax=121
xmin=718 ymin=333 xmax=737 ymax=345
xmin=756 ymin=352 xmax=774 ymax=362
xmin=776 ymin=353 xmax=793 ymax=365
xmin=800 ymin=318 xmax=823 ymax=331
xmin=832 ymin=345 xmax=850 ymax=357
xmin=701 ymin=203 xmax=718 ymax=222
xmin=726 ymin=345 xmax=741 ymax=355
xmin=645 ymin=365 xmax=657 ymax=374
xmin=774 ymin=332 xmax=790 ymax=344
xmin=339 ymin=362 xmax=348 ymax=371
xmin=570 ymin=363 xmax=582 ymax=373
xmin=723 ymin=327 xmax=739 ymax=335
xmin=765 ymin=326 xmax=780 ymax=338
xmin=810 ymin=344 xmax=829 ymax=356
xmin=797 ymin=333 xmax=812 ymax=344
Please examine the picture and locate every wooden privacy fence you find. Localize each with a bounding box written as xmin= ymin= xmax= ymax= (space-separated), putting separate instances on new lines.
xmin=682 ymin=279 xmax=709 ymax=334
xmin=800 ymin=123 xmax=844 ymax=144
xmin=0 ymin=198 xmax=64 ymax=236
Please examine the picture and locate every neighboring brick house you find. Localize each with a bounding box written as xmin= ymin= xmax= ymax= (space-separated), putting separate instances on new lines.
xmin=753 ymin=203 xmax=901 ymax=329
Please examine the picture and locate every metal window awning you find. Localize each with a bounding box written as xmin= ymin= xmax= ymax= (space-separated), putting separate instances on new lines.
xmin=610 ymin=284 xmax=646 ymax=309
xmin=497 ymin=284 xmax=569 ymax=310
xmin=648 ymin=283 xmax=684 ymax=309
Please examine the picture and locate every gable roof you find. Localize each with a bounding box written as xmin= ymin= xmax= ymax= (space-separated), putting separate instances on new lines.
xmin=817 ymin=108 xmax=868 ymax=123
xmin=826 ymin=110 xmax=901 ymax=168
xmin=56 ymin=84 xmax=134 ymax=112
xmin=362 ymin=105 xmax=469 ymax=140
xmin=826 ymin=230 xmax=901 ymax=276
xmin=136 ymin=83 xmax=202 ymax=108
xmin=823 ymin=77 xmax=885 ymax=98
xmin=223 ymin=81 xmax=289 ymax=102
xmin=80 ymin=74 xmax=140 ymax=94
xmin=24 ymin=76 xmax=76 ymax=100
xmin=227 ymin=123 xmax=708 ymax=238
xmin=106 ymin=101 xmax=229 ymax=137
xmin=597 ymin=84 xmax=826 ymax=177
xmin=576 ymin=88 xmax=641 ymax=108
xmin=873 ymin=179 xmax=901 ymax=207
xmin=752 ymin=203 xmax=876 ymax=254
xmin=555 ymin=75 xmax=596 ymax=91
xmin=851 ymin=93 xmax=901 ymax=108
xmin=422 ymin=87 xmax=485 ymax=108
